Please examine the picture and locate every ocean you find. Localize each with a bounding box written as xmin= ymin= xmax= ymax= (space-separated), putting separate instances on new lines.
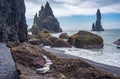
xmin=52 ymin=29 xmax=120 ymax=67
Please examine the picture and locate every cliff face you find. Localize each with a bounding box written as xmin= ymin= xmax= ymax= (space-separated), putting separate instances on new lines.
xmin=92 ymin=9 xmax=104 ymax=31
xmin=0 ymin=0 xmax=28 ymax=42
xmin=31 ymin=2 xmax=62 ymax=34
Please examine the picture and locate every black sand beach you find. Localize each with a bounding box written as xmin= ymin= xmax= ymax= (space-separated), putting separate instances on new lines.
xmin=0 ymin=43 xmax=18 ymax=79
xmin=44 ymin=47 xmax=120 ymax=77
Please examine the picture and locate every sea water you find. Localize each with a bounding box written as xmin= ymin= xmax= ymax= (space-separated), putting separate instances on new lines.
xmin=52 ymin=29 xmax=120 ymax=67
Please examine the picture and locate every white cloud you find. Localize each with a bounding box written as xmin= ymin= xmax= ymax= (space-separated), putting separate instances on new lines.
xmin=25 ymin=2 xmax=41 ymax=19
xmin=25 ymin=0 xmax=120 ymax=19
xmin=55 ymin=0 xmax=80 ymax=4
xmin=101 ymin=3 xmax=120 ymax=14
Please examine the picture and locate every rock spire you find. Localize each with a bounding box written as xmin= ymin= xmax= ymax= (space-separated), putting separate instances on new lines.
xmin=92 ymin=9 xmax=104 ymax=31
xmin=31 ymin=2 xmax=62 ymax=34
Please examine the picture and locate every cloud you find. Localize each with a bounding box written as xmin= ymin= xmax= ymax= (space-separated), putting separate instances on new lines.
xmin=25 ymin=0 xmax=120 ymax=19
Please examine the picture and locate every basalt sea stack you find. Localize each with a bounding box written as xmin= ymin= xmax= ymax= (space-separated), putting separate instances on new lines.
xmin=0 ymin=0 xmax=28 ymax=42
xmin=31 ymin=2 xmax=62 ymax=34
xmin=92 ymin=9 xmax=104 ymax=31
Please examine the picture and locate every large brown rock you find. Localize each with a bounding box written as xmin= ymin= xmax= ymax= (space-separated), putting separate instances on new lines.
xmin=68 ymin=31 xmax=103 ymax=49
xmin=51 ymin=39 xmax=71 ymax=48
xmin=10 ymin=43 xmax=119 ymax=79
xmin=59 ymin=33 xmax=69 ymax=39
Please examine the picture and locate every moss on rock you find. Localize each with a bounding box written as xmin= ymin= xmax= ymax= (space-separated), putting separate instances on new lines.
xmin=68 ymin=31 xmax=103 ymax=49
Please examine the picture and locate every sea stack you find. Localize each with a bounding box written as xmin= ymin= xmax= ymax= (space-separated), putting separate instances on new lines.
xmin=92 ymin=9 xmax=104 ymax=31
xmin=31 ymin=2 xmax=62 ymax=34
xmin=0 ymin=0 xmax=28 ymax=42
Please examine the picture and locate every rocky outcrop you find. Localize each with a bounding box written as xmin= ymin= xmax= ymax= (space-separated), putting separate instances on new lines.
xmin=10 ymin=43 xmax=46 ymax=79
xmin=28 ymin=38 xmax=52 ymax=46
xmin=28 ymin=34 xmax=37 ymax=40
xmin=37 ymin=30 xmax=52 ymax=39
xmin=51 ymin=39 xmax=71 ymax=48
xmin=9 ymin=43 xmax=119 ymax=79
xmin=48 ymin=36 xmax=58 ymax=43
xmin=113 ymin=39 xmax=120 ymax=48
xmin=67 ymin=31 xmax=103 ymax=49
xmin=31 ymin=2 xmax=62 ymax=34
xmin=59 ymin=33 xmax=69 ymax=39
xmin=114 ymin=39 xmax=120 ymax=45
xmin=92 ymin=9 xmax=104 ymax=31
xmin=0 ymin=0 xmax=28 ymax=42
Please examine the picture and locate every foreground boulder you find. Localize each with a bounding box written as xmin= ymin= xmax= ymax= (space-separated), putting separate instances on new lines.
xmin=9 ymin=43 xmax=119 ymax=79
xmin=68 ymin=31 xmax=103 ymax=49
xmin=0 ymin=0 xmax=28 ymax=42
xmin=59 ymin=33 xmax=69 ymax=39
xmin=51 ymin=39 xmax=71 ymax=48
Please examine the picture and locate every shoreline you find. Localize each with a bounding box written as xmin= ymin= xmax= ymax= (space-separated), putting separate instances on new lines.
xmin=44 ymin=47 xmax=120 ymax=76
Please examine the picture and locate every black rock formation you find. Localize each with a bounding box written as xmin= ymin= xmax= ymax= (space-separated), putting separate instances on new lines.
xmin=92 ymin=9 xmax=104 ymax=31
xmin=0 ymin=0 xmax=28 ymax=43
xmin=31 ymin=2 xmax=62 ymax=34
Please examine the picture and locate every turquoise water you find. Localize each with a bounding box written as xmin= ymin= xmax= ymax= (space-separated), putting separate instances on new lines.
xmin=52 ymin=29 xmax=120 ymax=67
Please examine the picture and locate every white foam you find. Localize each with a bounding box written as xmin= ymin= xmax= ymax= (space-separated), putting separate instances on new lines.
xmin=54 ymin=47 xmax=120 ymax=67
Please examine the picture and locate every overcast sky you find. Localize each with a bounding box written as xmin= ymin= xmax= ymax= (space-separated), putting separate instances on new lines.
xmin=25 ymin=0 xmax=120 ymax=30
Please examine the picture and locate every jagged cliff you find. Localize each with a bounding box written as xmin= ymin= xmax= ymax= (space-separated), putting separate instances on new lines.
xmin=31 ymin=2 xmax=62 ymax=34
xmin=0 ymin=0 xmax=28 ymax=42
xmin=92 ymin=9 xmax=104 ymax=31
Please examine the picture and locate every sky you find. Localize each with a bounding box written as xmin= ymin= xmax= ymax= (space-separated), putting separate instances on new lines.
xmin=25 ymin=0 xmax=120 ymax=30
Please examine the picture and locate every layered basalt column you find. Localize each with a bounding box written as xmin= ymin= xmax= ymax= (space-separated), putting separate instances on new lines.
xmin=0 ymin=0 xmax=28 ymax=42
